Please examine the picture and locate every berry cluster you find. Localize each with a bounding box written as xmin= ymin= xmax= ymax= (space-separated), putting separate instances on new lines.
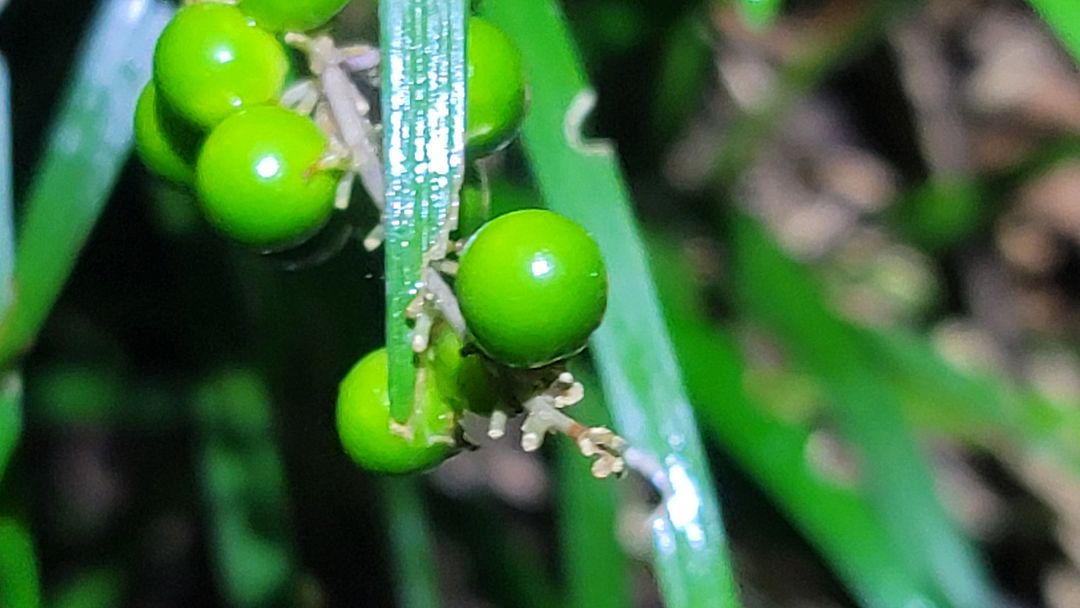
xmin=137 ymin=1 xmax=351 ymax=249
xmin=135 ymin=2 xmax=624 ymax=478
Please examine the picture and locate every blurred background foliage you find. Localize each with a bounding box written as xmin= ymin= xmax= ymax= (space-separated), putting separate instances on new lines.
xmin=2 ymin=0 xmax=1080 ymax=606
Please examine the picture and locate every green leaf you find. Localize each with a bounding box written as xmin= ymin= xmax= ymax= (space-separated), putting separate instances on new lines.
xmin=727 ymin=213 xmax=999 ymax=608
xmin=557 ymin=366 xmax=631 ymax=608
xmin=0 ymin=52 xmax=13 ymax=318
xmin=481 ymin=2 xmax=741 ymax=606
xmin=0 ymin=54 xmax=18 ymax=485
xmin=0 ymin=372 xmax=21 ymax=484
xmin=382 ymin=478 xmax=441 ymax=608
xmin=192 ymin=371 xmax=298 ymax=607
xmin=1027 ymin=0 xmax=1080 ymax=66
xmin=648 ymin=235 xmax=948 ymax=607
xmin=864 ymin=329 xmax=1080 ymax=478
xmin=50 ymin=568 xmax=125 ymax=608
xmin=737 ymin=0 xmax=782 ymax=29
xmin=380 ymin=0 xmax=468 ymax=422
xmin=0 ymin=517 xmax=41 ymax=608
xmin=0 ymin=0 xmax=174 ymax=369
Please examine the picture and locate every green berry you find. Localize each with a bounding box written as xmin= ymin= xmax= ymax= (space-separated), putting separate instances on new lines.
xmin=429 ymin=327 xmax=502 ymax=415
xmin=336 ymin=348 xmax=457 ymax=474
xmin=451 ymin=169 xmax=491 ymax=240
xmin=466 ymin=17 xmax=527 ymax=156
xmin=195 ymin=105 xmax=339 ymax=249
xmin=133 ymin=83 xmax=199 ymax=185
xmin=456 ymin=209 xmax=607 ymax=368
xmin=153 ymin=3 xmax=288 ymax=129
xmin=238 ymin=0 xmax=350 ymax=32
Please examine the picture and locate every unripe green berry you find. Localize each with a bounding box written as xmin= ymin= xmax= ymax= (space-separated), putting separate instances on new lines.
xmin=153 ymin=3 xmax=288 ymax=129
xmin=456 ymin=209 xmax=607 ymax=368
xmin=336 ymin=348 xmax=457 ymax=474
xmin=466 ymin=17 xmax=528 ymax=156
xmin=133 ymin=83 xmax=199 ymax=185
xmin=238 ymin=0 xmax=350 ymax=33
xmin=195 ymin=105 xmax=339 ymax=249
xmin=429 ymin=328 xmax=502 ymax=415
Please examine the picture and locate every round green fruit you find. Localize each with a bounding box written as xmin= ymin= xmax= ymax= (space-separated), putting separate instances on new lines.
xmin=133 ymin=83 xmax=200 ymax=185
xmin=238 ymin=0 xmax=350 ymax=32
xmin=466 ymin=17 xmax=527 ymax=156
xmin=452 ymin=169 xmax=491 ymax=240
xmin=456 ymin=209 xmax=607 ymax=368
xmin=429 ymin=327 xmax=502 ymax=415
xmin=153 ymin=3 xmax=288 ymax=129
xmin=195 ymin=105 xmax=339 ymax=249
xmin=336 ymin=348 xmax=457 ymax=474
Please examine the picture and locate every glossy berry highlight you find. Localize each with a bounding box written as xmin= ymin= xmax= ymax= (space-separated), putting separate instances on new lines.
xmin=238 ymin=0 xmax=351 ymax=33
xmin=153 ymin=3 xmax=289 ymax=129
xmin=195 ymin=105 xmax=339 ymax=249
xmin=336 ymin=349 xmax=457 ymax=474
xmin=133 ymin=83 xmax=199 ymax=185
xmin=466 ymin=17 xmax=528 ymax=156
xmin=456 ymin=209 xmax=607 ymax=368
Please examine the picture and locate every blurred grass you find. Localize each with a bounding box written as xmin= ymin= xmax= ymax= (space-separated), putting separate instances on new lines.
xmin=711 ymin=0 xmax=913 ymax=187
xmin=1 ymin=51 xmax=13 ymax=317
xmin=0 ymin=517 xmax=41 ymax=608
xmin=383 ymin=478 xmax=441 ymax=608
xmin=49 ymin=568 xmax=125 ymax=608
xmin=192 ymin=371 xmax=297 ymax=607
xmin=736 ymin=0 xmax=782 ymax=29
xmin=0 ymin=51 xmax=17 ymax=483
xmin=727 ymin=214 xmax=999 ymax=608
xmin=482 ymin=1 xmax=741 ymax=606
xmin=0 ymin=0 xmax=173 ymax=369
xmin=379 ymin=0 xmax=467 ymax=422
xmin=1028 ymin=0 xmax=1080 ymax=65
xmin=649 ymin=235 xmax=951 ymax=606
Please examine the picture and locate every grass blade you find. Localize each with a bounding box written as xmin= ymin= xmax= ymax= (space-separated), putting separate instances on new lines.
xmin=864 ymin=328 xmax=1080 ymax=478
xmin=649 ymin=236 xmax=948 ymax=607
xmin=382 ymin=478 xmax=441 ymax=608
xmin=0 ymin=372 xmax=19 ymax=483
xmin=557 ymin=366 xmax=631 ymax=608
xmin=737 ymin=0 xmax=782 ymax=29
xmin=0 ymin=517 xmax=41 ymax=608
xmin=1027 ymin=0 xmax=1080 ymax=65
xmin=0 ymin=53 xmax=19 ymax=483
xmin=380 ymin=0 xmax=467 ymax=422
xmin=0 ymin=52 xmax=13 ymax=317
xmin=0 ymin=0 xmax=173 ymax=368
xmin=192 ymin=371 xmax=297 ymax=607
xmin=482 ymin=2 xmax=741 ymax=605
xmin=727 ymin=213 xmax=998 ymax=608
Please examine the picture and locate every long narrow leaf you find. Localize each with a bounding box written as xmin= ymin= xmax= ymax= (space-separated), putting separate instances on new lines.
xmin=0 ymin=52 xmax=13 ymax=317
xmin=649 ymin=236 xmax=948 ymax=607
xmin=382 ymin=478 xmax=441 ymax=608
xmin=380 ymin=0 xmax=467 ymax=422
xmin=1027 ymin=0 xmax=1080 ymax=65
xmin=482 ymin=2 xmax=741 ymax=606
xmin=192 ymin=371 xmax=297 ymax=607
xmin=0 ymin=372 xmax=19 ymax=483
xmin=728 ymin=213 xmax=998 ymax=608
xmin=0 ymin=53 xmax=18 ymax=483
xmin=0 ymin=0 xmax=174 ymax=368
xmin=0 ymin=517 xmax=41 ymax=608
